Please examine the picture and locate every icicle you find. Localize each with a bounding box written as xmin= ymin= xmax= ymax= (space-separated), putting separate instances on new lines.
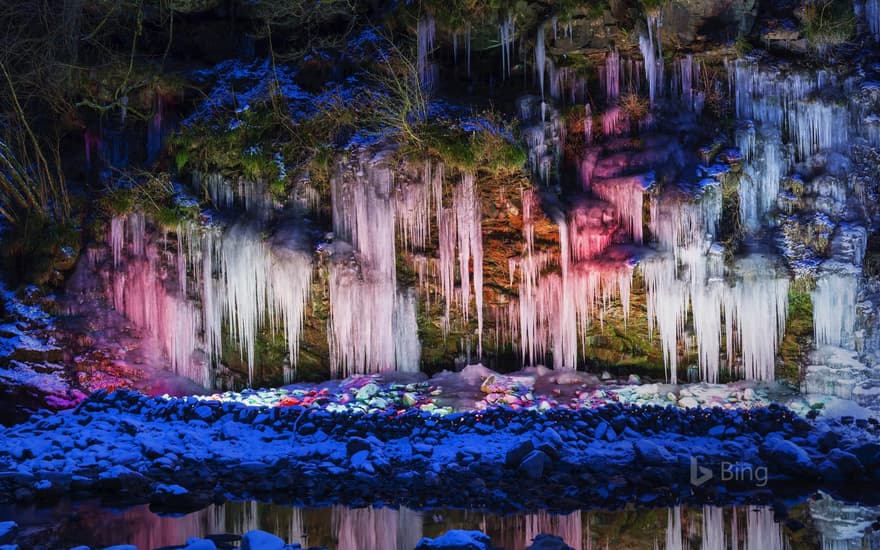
xmin=328 ymin=260 xmax=396 ymax=377
xmin=812 ymin=263 xmax=860 ymax=348
xmin=584 ymin=103 xmax=593 ymax=146
xmin=438 ymin=208 xmax=456 ymax=333
xmin=639 ymin=13 xmax=664 ymax=107
xmin=592 ymin=174 xmax=650 ymax=243
xmin=642 ymin=254 xmax=687 ymax=384
xmin=269 ymin=224 xmax=314 ymax=382
xmin=329 ymin=161 xmax=398 ymax=376
xmin=417 ymin=16 xmax=437 ymax=92
xmin=395 ymin=161 xmax=437 ymax=250
xmin=735 ymin=61 xmax=848 ymax=171
xmin=745 ymin=508 xmax=784 ymax=550
xmin=535 ymin=23 xmax=546 ymax=100
xmin=221 ymin=223 xmax=270 ymax=384
xmin=702 ymin=507 xmax=725 ymax=550
xmin=107 ymin=218 xmax=209 ymax=387
xmin=677 ymin=54 xmax=697 ymax=111
xmin=867 ymin=0 xmax=880 ymax=40
xmin=666 ymin=507 xmax=683 ymax=550
xmin=500 ymin=12 xmax=515 ymax=79
xmin=394 ymin=288 xmax=422 ymax=371
xmin=605 ymin=49 xmax=620 ymax=101
xmin=109 ymin=216 xmax=124 ymax=268
xmin=176 ymin=226 xmax=187 ymax=296
xmin=120 ymin=96 xmax=128 ymax=124
xmin=202 ymin=231 xmax=222 ymax=369
xmin=510 ymin=193 xmax=632 ymax=369
xmin=524 ymin=511 xmax=581 ymax=549
xmin=736 ymin=124 xmax=787 ymax=233
xmin=602 ymin=107 xmax=625 ymax=136
xmin=578 ymin=150 xmax=598 ymax=191
xmin=453 ymin=173 xmax=484 ymax=356
xmin=568 ymin=197 xmax=617 ymax=260
xmin=723 ymin=255 xmax=789 ymax=381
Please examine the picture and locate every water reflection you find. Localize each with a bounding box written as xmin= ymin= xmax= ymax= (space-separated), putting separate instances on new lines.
xmin=4 ymin=496 xmax=879 ymax=549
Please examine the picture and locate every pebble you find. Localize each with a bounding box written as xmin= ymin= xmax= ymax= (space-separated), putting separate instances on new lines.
xmin=679 ymin=397 xmax=700 ymax=408
xmin=355 ymin=383 xmax=379 ymax=401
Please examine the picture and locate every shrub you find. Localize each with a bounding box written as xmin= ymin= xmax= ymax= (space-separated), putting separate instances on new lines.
xmin=803 ymin=0 xmax=855 ymax=56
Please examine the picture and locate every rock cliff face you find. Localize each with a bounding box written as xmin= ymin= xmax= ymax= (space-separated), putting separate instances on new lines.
xmin=0 ymin=0 xmax=874 ymax=392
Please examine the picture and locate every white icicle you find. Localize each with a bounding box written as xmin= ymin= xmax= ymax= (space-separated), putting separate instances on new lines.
xmin=417 ymin=16 xmax=437 ymax=92
xmin=605 ymin=49 xmax=620 ymax=101
xmin=639 ymin=13 xmax=664 ymax=107
xmin=812 ymin=263 xmax=860 ymax=349
xmin=535 ymin=23 xmax=546 ymax=100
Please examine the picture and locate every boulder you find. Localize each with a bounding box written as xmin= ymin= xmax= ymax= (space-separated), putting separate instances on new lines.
xmin=518 ymin=450 xmax=552 ymax=480
xmin=241 ymin=530 xmax=285 ymax=550
xmin=183 ymin=538 xmax=218 ymax=550
xmin=415 ymin=530 xmax=494 ymax=550
xmin=828 ymin=449 xmax=863 ymax=478
xmin=505 ymin=439 xmax=534 ymax=468
xmin=0 ymin=522 xmax=17 ymax=545
xmin=761 ymin=437 xmax=817 ymax=477
xmin=634 ymin=440 xmax=673 ymax=466
xmin=527 ymin=534 xmax=576 ymax=550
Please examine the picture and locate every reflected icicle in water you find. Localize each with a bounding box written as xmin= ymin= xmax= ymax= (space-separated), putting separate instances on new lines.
xmin=333 ymin=506 xmax=423 ymax=550
xmin=19 ymin=498 xmax=880 ymax=549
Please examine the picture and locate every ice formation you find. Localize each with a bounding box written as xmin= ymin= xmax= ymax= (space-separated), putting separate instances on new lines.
xmin=567 ymin=197 xmax=617 ymax=261
xmin=417 ymin=16 xmax=436 ymax=92
xmin=329 ymin=161 xmax=407 ymax=376
xmin=592 ymin=173 xmax=650 ymax=243
xmin=672 ymin=54 xmax=704 ymax=114
xmin=869 ymin=0 xmax=880 ymax=41
xmin=535 ymin=23 xmax=546 ymax=100
xmin=812 ymin=263 xmax=860 ymax=349
xmin=660 ymin=506 xmax=784 ymax=550
xmin=106 ymin=211 xmax=315 ymax=386
xmin=434 ymin=173 xmax=486 ymax=353
xmin=639 ymin=13 xmax=664 ymax=107
xmin=605 ymin=49 xmax=620 ymax=101
xmin=499 ymin=11 xmax=515 ymax=80
xmin=723 ymin=255 xmax=789 ymax=381
xmin=642 ymin=186 xmax=785 ymax=383
xmin=734 ymin=62 xmax=850 ymax=231
xmin=106 ymin=214 xmax=209 ymax=386
xmin=507 ymin=197 xmax=633 ymax=369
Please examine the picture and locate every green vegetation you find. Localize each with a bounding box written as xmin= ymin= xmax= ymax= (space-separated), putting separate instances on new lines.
xmin=778 ymin=289 xmax=814 ymax=383
xmin=0 ymin=217 xmax=81 ymax=286
xmin=412 ymin=120 xmax=526 ymax=173
xmin=0 ymin=71 xmax=70 ymax=226
xmin=96 ymin=171 xmax=200 ymax=233
xmin=640 ymin=0 xmax=666 ymax=13
xmin=734 ymin=36 xmax=754 ymax=56
xmin=802 ymin=0 xmax=855 ymax=55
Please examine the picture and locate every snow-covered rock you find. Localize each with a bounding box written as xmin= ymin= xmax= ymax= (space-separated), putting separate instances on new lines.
xmin=241 ymin=530 xmax=285 ymax=550
xmin=416 ymin=530 xmax=494 ymax=550
xmin=183 ymin=538 xmax=217 ymax=550
xmin=526 ymin=534 xmax=575 ymax=550
xmin=0 ymin=522 xmax=17 ymax=544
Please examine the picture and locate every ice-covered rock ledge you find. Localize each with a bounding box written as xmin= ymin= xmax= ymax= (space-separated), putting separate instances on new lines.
xmin=1 ymin=390 xmax=879 ymax=512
